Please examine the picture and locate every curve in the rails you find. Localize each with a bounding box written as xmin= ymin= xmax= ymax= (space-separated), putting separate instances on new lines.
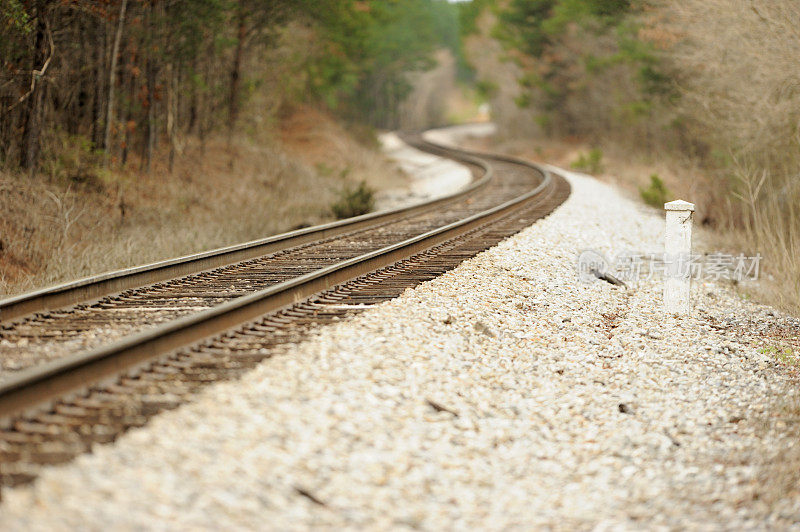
xmin=0 ymin=133 xmax=525 ymax=378
xmin=0 ymin=131 xmax=568 ymax=420
xmin=0 ymin=133 xmax=570 ymax=487
xmin=0 ymin=143 xmax=492 ymax=324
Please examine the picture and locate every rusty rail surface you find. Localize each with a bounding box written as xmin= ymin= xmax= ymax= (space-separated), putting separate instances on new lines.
xmin=0 ymin=130 xmax=570 ymax=487
xmin=0 ymin=141 xmax=492 ymax=323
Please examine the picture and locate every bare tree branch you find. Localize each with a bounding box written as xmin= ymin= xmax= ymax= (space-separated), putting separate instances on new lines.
xmin=1 ymin=15 xmax=55 ymax=118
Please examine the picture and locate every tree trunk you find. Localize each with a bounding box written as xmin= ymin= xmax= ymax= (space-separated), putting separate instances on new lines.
xmin=228 ymin=3 xmax=247 ymax=136
xmin=121 ymin=50 xmax=136 ymax=167
xmin=167 ymin=61 xmax=178 ymax=173
xmin=66 ymin=18 xmax=85 ymax=136
xmin=19 ymin=6 xmax=49 ymax=170
xmin=140 ymin=1 xmax=157 ymax=174
xmin=91 ymin=21 xmax=106 ymax=148
xmin=198 ymin=43 xmax=214 ymax=146
xmin=143 ymin=60 xmax=156 ymax=174
xmin=104 ymin=0 xmax=128 ymax=165
xmin=188 ymin=58 xmax=198 ymax=134
xmin=20 ymin=80 xmax=45 ymax=170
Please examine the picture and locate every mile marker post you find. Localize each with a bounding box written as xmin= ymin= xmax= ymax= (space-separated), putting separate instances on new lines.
xmin=664 ymin=200 xmax=695 ymax=315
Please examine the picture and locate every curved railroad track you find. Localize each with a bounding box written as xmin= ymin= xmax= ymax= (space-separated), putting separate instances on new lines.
xmin=0 ymin=130 xmax=570 ymax=489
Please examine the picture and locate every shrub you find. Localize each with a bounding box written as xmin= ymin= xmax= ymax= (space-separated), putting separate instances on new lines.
xmin=571 ymin=148 xmax=604 ymax=174
xmin=43 ymin=134 xmax=106 ymax=188
xmin=514 ymin=93 xmax=532 ymax=108
xmin=639 ymin=173 xmax=670 ymax=208
xmin=331 ymin=181 xmax=375 ymax=219
xmin=475 ymin=79 xmax=498 ymax=100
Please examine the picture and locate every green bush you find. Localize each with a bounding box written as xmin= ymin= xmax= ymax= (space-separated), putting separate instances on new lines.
xmin=639 ymin=173 xmax=670 ymax=208
xmin=514 ymin=93 xmax=532 ymax=108
xmin=43 ymin=133 xmax=107 ymax=188
xmin=570 ymin=148 xmax=604 ymax=173
xmin=331 ymin=181 xmax=375 ymax=219
xmin=475 ymin=79 xmax=499 ymax=100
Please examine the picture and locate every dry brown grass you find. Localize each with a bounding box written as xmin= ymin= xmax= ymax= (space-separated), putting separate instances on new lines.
xmin=0 ymin=106 xmax=406 ymax=296
xmin=463 ymin=0 xmax=800 ymax=315
xmin=658 ymin=0 xmax=800 ymax=315
xmin=463 ymin=129 xmax=800 ymax=315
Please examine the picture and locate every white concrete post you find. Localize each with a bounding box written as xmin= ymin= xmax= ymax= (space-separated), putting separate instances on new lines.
xmin=664 ymin=200 xmax=695 ymax=315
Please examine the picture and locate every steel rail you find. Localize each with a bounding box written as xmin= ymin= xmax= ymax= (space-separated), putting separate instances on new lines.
xmin=0 ymin=139 xmax=559 ymax=422
xmin=0 ymin=145 xmax=493 ymax=323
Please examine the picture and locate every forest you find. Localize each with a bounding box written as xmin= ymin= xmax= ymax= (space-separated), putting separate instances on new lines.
xmin=0 ymin=0 xmax=458 ymax=172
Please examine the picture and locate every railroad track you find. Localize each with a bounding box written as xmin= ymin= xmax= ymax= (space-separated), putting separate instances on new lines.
xmin=0 ymin=131 xmax=570 ymax=489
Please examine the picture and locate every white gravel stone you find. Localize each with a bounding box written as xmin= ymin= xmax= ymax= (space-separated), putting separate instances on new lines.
xmin=2 ymin=140 xmax=798 ymax=529
xmin=375 ymin=131 xmax=471 ymax=210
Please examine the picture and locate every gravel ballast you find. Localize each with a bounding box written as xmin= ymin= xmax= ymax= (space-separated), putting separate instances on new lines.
xmin=1 ymin=139 xmax=799 ymax=529
xmin=375 ymin=132 xmax=472 ymax=210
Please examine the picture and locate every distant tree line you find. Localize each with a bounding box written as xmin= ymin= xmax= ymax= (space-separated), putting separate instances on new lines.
xmin=0 ymin=0 xmax=458 ymax=172
xmin=489 ymin=0 xmax=668 ymax=140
